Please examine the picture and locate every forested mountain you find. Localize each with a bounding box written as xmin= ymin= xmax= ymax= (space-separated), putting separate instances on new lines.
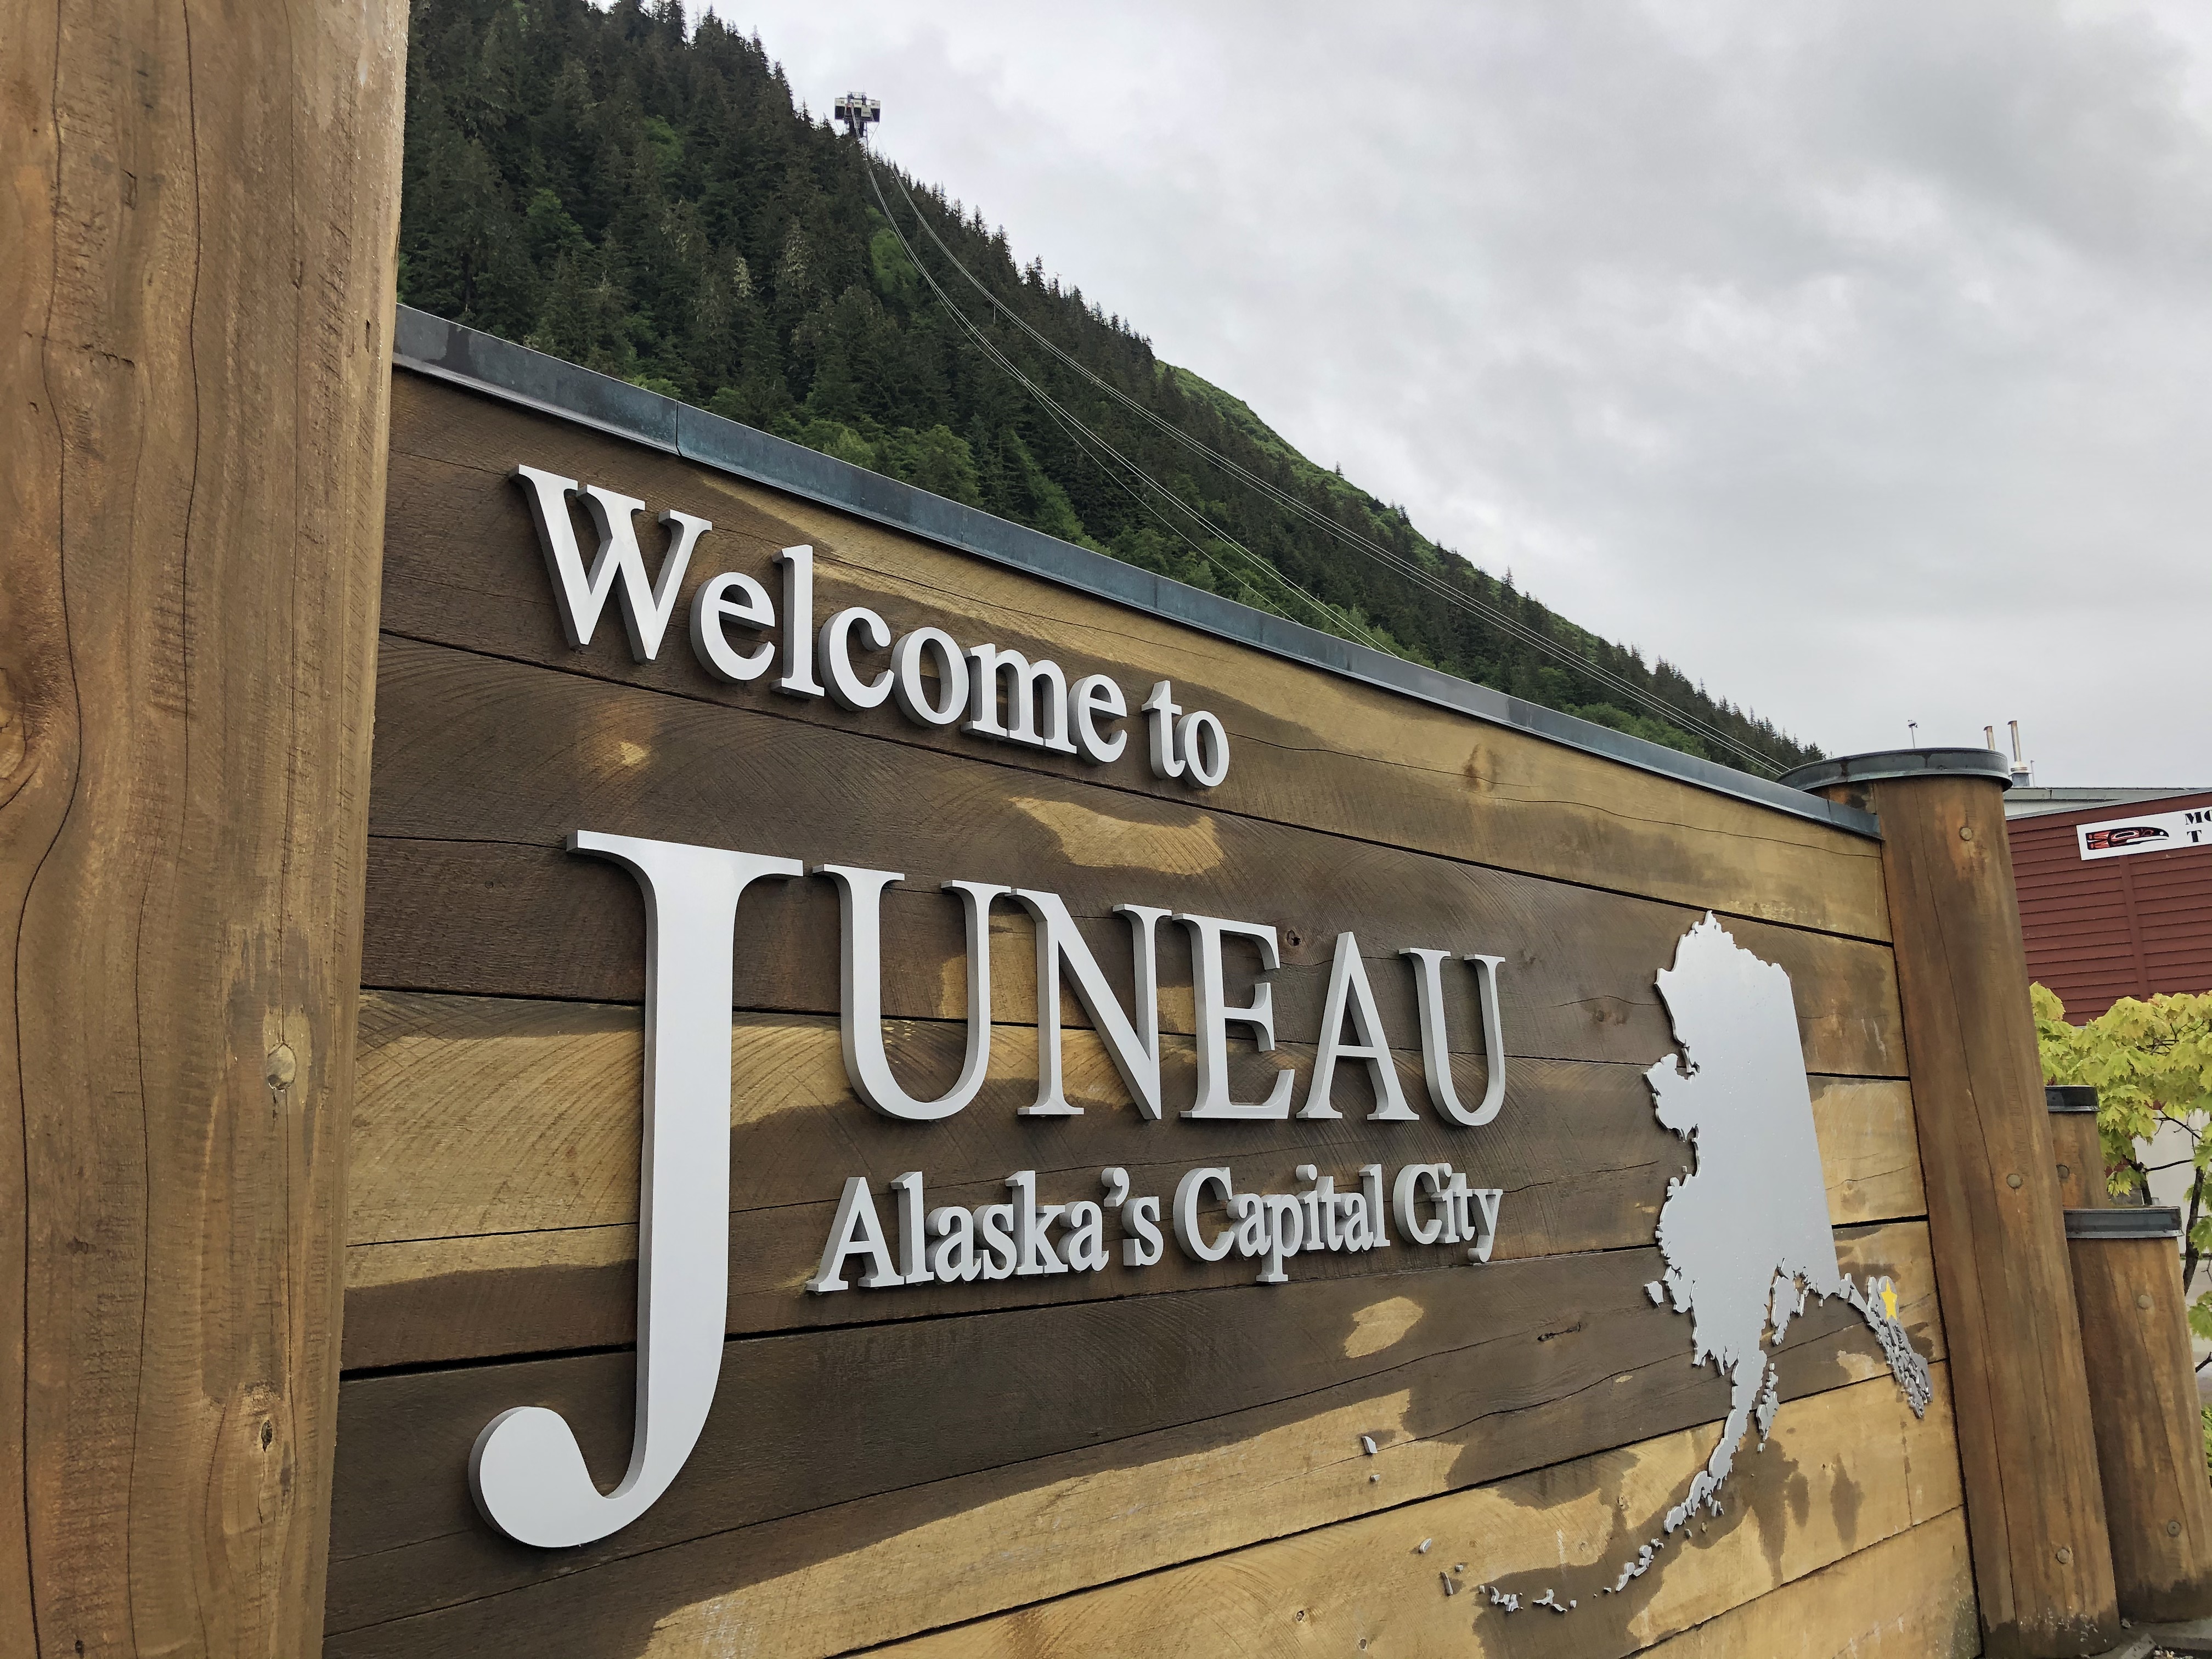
xmin=398 ymin=0 xmax=1819 ymax=771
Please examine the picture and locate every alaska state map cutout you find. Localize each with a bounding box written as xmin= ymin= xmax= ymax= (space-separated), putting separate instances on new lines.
xmin=1489 ymin=912 xmax=1931 ymax=1613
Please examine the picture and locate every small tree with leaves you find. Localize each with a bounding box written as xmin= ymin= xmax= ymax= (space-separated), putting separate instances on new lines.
xmin=2034 ymin=985 xmax=2212 ymax=1364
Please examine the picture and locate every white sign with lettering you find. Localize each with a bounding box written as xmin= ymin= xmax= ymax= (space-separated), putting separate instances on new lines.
xmin=2076 ymin=805 xmax=2212 ymax=861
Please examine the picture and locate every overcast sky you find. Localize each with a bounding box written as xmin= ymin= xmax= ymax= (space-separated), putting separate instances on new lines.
xmin=714 ymin=1 xmax=2212 ymax=785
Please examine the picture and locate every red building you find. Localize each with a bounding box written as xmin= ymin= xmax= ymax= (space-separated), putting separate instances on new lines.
xmin=2006 ymin=787 xmax=2212 ymax=1018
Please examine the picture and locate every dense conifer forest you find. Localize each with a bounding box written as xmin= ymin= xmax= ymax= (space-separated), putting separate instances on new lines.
xmin=398 ymin=0 xmax=1819 ymax=770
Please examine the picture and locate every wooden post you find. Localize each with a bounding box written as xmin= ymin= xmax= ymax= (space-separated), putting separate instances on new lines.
xmin=2050 ymin=1087 xmax=2108 ymax=1210
xmin=1790 ymin=750 xmax=2120 ymax=1658
xmin=0 ymin=4 xmax=405 ymax=1654
xmin=2067 ymin=1211 xmax=2212 ymax=1621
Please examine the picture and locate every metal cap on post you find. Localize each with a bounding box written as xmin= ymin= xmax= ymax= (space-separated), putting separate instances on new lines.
xmin=2047 ymin=1086 xmax=2108 ymax=1210
xmin=1778 ymin=746 xmax=2014 ymax=814
xmin=1782 ymin=748 xmax=2120 ymax=1657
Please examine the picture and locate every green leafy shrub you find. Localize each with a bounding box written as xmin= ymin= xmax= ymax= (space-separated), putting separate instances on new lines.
xmin=2035 ymin=985 xmax=2212 ymax=1354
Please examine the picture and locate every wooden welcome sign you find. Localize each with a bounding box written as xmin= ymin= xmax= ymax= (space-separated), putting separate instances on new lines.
xmin=307 ymin=311 xmax=1964 ymax=1657
xmin=8 ymin=18 xmax=2191 ymax=1655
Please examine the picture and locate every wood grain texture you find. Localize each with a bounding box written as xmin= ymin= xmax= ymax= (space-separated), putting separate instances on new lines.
xmin=1855 ymin=770 xmax=2118 ymax=1657
xmin=2052 ymin=1109 xmax=2108 ymax=1208
xmin=338 ymin=991 xmax=1926 ymax=1366
xmin=363 ymin=635 xmax=1908 ymax=1078
xmin=865 ymin=1368 xmax=1960 ymax=1659
xmin=1634 ymin=1509 xmax=1977 ymax=1659
xmin=0 ymin=4 xmax=404 ymax=1655
xmin=2068 ymin=1235 xmax=2212 ymax=1621
xmin=379 ymin=373 xmax=1893 ymax=941
xmin=323 ymin=1224 xmax=1942 ymax=1651
xmin=1815 ymin=1076 xmax=1926 ymax=1226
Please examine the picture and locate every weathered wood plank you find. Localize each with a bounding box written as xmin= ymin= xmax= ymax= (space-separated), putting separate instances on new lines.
xmin=380 ymin=376 xmax=1892 ymax=941
xmin=340 ymin=1035 xmax=1671 ymax=1365
xmin=787 ymin=1376 xmax=1962 ymax=1659
xmin=1812 ymin=1076 xmax=1924 ymax=1226
xmin=334 ymin=1362 xmax=1955 ymax=1659
xmin=323 ymin=1221 xmax=1939 ymax=1645
xmin=346 ymin=990 xmax=1916 ymax=1249
xmin=859 ymin=1373 xmax=1959 ymax=1659
xmin=1634 ymin=1510 xmax=1977 ymax=1658
xmin=1 ymin=6 xmax=405 ymax=1654
xmin=339 ymin=991 xmax=1923 ymax=1366
xmin=362 ymin=636 xmax=1908 ymax=1076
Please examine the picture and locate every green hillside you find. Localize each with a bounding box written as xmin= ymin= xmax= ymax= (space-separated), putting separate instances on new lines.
xmin=398 ymin=0 xmax=1819 ymax=772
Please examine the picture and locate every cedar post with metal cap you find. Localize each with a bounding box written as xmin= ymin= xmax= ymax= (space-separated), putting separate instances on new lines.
xmin=2049 ymin=1086 xmax=2108 ymax=1210
xmin=2050 ymin=1081 xmax=2212 ymax=1623
xmin=2064 ymin=1202 xmax=2212 ymax=1621
xmin=1781 ymin=748 xmax=2119 ymax=1658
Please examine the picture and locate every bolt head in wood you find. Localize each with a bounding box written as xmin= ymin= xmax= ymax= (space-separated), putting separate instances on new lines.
xmin=2055 ymin=1545 xmax=2073 ymax=1564
xmin=1960 ymin=825 xmax=1975 ymax=841
xmin=2007 ymin=1172 xmax=2023 ymax=1188
xmin=2137 ymin=1293 xmax=2154 ymax=1310
xmin=2170 ymin=1520 xmax=2183 ymax=1537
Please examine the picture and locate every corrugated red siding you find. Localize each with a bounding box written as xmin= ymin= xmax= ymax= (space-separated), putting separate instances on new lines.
xmin=2008 ymin=789 xmax=2212 ymax=1019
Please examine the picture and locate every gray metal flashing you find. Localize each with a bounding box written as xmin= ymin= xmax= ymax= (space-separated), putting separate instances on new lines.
xmin=1777 ymin=747 xmax=2013 ymax=794
xmin=391 ymin=305 xmax=1879 ymax=839
xmin=2046 ymin=1085 xmax=2101 ymax=1114
xmin=2005 ymin=785 xmax=2212 ymax=821
xmin=2064 ymin=1207 xmax=2183 ymax=1241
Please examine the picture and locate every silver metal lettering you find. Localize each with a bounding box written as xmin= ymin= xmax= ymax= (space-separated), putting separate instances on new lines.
xmin=808 ymin=1175 xmax=904 ymax=1293
xmin=891 ymin=626 xmax=969 ymax=726
xmin=1122 ymin=1194 xmax=1165 ymax=1266
xmin=820 ymin=605 xmax=894 ymax=709
xmin=1302 ymin=932 xmax=1415 ymax=1121
xmin=890 ymin=1169 xmax=934 ymax=1284
xmin=689 ymin=569 xmax=776 ymax=682
xmin=1143 ymin=680 xmax=1184 ymax=778
xmin=774 ymin=545 xmax=825 ymax=697
xmin=974 ymin=1201 xmax=1018 ymax=1279
xmin=1257 ymin=1193 xmax=1304 ymax=1283
xmin=1174 ymin=1166 xmax=1237 ymax=1261
xmin=964 ymin=643 xmax=1077 ymax=754
xmin=1069 ymin=673 xmax=1129 ymax=763
xmin=1466 ymin=1187 xmax=1503 ymax=1263
xmin=514 ymin=466 xmax=706 ymax=662
xmin=1403 ymin=949 xmax=1508 ymax=1127
xmin=1177 ymin=709 xmax=1231 ymax=788
xmin=1177 ymin=912 xmax=1296 ymax=1119
xmin=470 ymin=830 xmax=799 ymax=1549
xmin=927 ymin=1206 xmax=980 ymax=1282
xmin=1393 ymin=1163 xmax=1448 ymax=1245
xmin=817 ymin=865 xmax=1007 ymax=1121
xmin=1012 ymin=891 xmax=1167 ymax=1119
xmin=1361 ymin=1163 xmax=1392 ymax=1248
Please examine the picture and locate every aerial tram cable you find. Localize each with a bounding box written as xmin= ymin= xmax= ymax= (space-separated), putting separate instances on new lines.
xmin=840 ymin=106 xmax=1785 ymax=774
xmin=859 ymin=160 xmax=1395 ymax=652
xmin=872 ymin=160 xmax=1787 ymax=778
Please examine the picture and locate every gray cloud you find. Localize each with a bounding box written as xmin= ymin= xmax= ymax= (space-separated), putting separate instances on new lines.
xmin=716 ymin=0 xmax=2212 ymax=783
